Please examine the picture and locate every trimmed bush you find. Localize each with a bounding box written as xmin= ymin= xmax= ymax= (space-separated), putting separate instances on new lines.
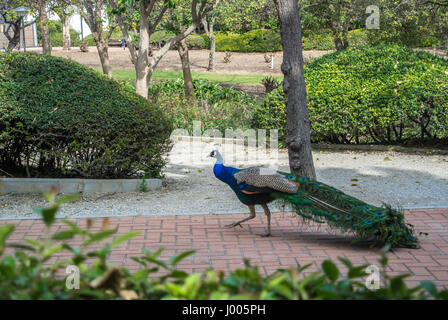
xmin=216 ymin=29 xmax=282 ymax=52
xmin=214 ymin=29 xmax=369 ymax=52
xmin=0 ymin=52 xmax=173 ymax=178
xmin=150 ymin=30 xmax=175 ymax=47
xmin=253 ymin=45 xmax=448 ymax=145
xmin=185 ymin=33 xmax=208 ymax=49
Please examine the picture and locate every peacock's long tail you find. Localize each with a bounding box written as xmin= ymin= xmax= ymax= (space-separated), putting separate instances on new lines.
xmin=273 ymin=173 xmax=420 ymax=249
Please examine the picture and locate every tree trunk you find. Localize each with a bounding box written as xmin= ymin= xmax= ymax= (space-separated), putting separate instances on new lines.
xmin=96 ymin=39 xmax=113 ymax=77
xmin=275 ymin=0 xmax=316 ymax=179
xmin=205 ymin=17 xmax=216 ymax=71
xmin=61 ymin=16 xmax=71 ymax=50
xmin=208 ymin=34 xmax=215 ymax=71
xmin=82 ymin=1 xmax=113 ymax=79
xmin=38 ymin=2 xmax=51 ymax=55
xmin=3 ymin=20 xmax=21 ymax=51
xmin=135 ymin=4 xmax=151 ymax=98
xmin=177 ymin=38 xmax=194 ymax=98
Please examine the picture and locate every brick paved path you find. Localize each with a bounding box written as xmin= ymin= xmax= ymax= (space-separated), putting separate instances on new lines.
xmin=1 ymin=209 xmax=448 ymax=289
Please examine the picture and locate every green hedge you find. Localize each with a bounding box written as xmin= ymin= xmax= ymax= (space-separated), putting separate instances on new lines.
xmin=253 ymin=45 xmax=448 ymax=145
xmin=214 ymin=29 xmax=370 ymax=52
xmin=1 ymin=193 xmax=447 ymax=300
xmin=215 ymin=29 xmax=282 ymax=52
xmin=0 ymin=52 xmax=173 ymax=178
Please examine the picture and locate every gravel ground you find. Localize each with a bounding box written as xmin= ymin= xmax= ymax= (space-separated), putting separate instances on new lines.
xmin=29 ymin=47 xmax=332 ymax=75
xmin=1 ymin=138 xmax=447 ymax=220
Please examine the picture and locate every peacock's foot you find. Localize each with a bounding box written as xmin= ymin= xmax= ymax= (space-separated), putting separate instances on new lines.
xmin=258 ymin=232 xmax=271 ymax=237
xmin=224 ymin=222 xmax=243 ymax=229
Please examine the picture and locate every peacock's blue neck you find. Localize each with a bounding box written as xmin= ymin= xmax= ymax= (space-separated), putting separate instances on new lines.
xmin=213 ymin=162 xmax=236 ymax=187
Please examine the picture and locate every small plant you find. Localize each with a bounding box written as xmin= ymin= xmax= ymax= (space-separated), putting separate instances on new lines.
xmin=139 ymin=177 xmax=148 ymax=192
xmin=223 ymin=51 xmax=232 ymax=63
xmin=79 ymin=42 xmax=88 ymax=52
xmin=261 ymin=76 xmax=281 ymax=93
xmin=264 ymin=53 xmax=272 ymax=63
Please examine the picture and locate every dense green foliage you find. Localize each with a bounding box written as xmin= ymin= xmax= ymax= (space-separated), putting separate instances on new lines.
xmin=254 ymin=45 xmax=448 ymax=145
xmin=366 ymin=0 xmax=447 ymax=50
xmin=148 ymin=79 xmax=257 ymax=134
xmin=215 ymin=29 xmax=282 ymax=52
xmin=213 ymin=29 xmax=369 ymax=52
xmin=0 ymin=52 xmax=172 ymax=178
xmin=0 ymin=192 xmax=446 ymax=300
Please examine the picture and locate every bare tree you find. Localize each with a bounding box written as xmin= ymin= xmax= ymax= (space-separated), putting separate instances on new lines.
xmin=274 ymin=0 xmax=316 ymax=178
xmin=111 ymin=0 xmax=220 ymax=98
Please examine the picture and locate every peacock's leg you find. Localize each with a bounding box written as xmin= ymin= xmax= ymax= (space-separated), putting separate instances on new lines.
xmin=224 ymin=205 xmax=256 ymax=229
xmin=259 ymin=204 xmax=271 ymax=237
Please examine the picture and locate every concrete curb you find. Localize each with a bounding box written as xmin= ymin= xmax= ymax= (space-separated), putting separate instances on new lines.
xmin=0 ymin=178 xmax=162 ymax=194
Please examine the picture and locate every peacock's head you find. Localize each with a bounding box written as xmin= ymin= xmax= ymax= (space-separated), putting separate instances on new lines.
xmin=208 ymin=149 xmax=222 ymax=159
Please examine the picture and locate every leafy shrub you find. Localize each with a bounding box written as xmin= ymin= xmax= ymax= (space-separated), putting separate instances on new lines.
xmin=150 ymin=30 xmax=176 ymax=47
xmin=216 ymin=29 xmax=282 ymax=52
xmin=302 ymin=33 xmax=335 ymax=50
xmin=0 ymin=52 xmax=173 ymax=178
xmin=185 ymin=33 xmax=208 ymax=49
xmin=148 ymin=79 xmax=257 ymax=134
xmin=253 ymin=45 xmax=448 ymax=145
xmin=214 ymin=29 xmax=368 ymax=52
xmin=252 ymin=88 xmax=287 ymax=144
xmin=0 ymin=191 xmax=447 ymax=300
xmin=366 ymin=22 xmax=442 ymax=48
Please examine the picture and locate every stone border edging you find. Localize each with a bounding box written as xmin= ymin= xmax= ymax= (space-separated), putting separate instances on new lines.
xmin=312 ymin=143 xmax=448 ymax=155
xmin=0 ymin=178 xmax=162 ymax=194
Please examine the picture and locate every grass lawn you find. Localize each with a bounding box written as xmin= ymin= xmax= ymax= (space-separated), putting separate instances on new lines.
xmin=112 ymin=69 xmax=283 ymax=85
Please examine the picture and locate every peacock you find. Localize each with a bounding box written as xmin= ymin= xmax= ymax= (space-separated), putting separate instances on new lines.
xmin=209 ymin=149 xmax=419 ymax=249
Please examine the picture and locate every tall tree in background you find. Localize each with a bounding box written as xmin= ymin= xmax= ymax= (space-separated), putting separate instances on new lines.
xmin=53 ymin=1 xmax=76 ymax=50
xmin=274 ymin=0 xmax=316 ymax=178
xmin=28 ymin=0 xmax=52 ymax=54
xmin=111 ymin=0 xmax=220 ymax=98
xmin=202 ymin=14 xmax=215 ymax=71
xmin=298 ymin=0 xmax=360 ymax=51
xmin=162 ymin=2 xmax=194 ymax=97
xmin=368 ymin=0 xmax=448 ymax=51
xmin=78 ymin=0 xmax=117 ymax=77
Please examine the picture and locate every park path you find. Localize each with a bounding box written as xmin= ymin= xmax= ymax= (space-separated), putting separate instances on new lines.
xmin=2 ymin=208 xmax=448 ymax=290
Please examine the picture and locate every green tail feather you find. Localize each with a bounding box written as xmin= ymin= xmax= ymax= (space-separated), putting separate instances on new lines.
xmin=273 ymin=173 xmax=420 ymax=249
